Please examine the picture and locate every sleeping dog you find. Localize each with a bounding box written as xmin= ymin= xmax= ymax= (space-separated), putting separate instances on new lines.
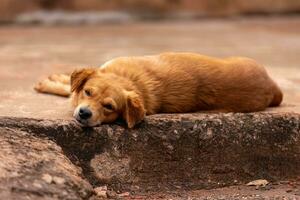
xmin=34 ymin=52 xmax=283 ymax=128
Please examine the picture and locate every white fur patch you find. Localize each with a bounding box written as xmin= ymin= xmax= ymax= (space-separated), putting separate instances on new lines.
xmin=73 ymin=105 xmax=81 ymax=118
xmin=100 ymin=60 xmax=113 ymax=69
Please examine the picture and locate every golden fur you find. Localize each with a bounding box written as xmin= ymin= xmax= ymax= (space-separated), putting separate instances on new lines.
xmin=35 ymin=52 xmax=283 ymax=128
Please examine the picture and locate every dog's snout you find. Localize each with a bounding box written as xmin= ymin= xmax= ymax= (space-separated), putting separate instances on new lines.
xmin=78 ymin=107 xmax=92 ymax=120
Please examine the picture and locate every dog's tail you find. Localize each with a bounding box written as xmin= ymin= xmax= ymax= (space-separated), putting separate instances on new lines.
xmin=269 ymin=81 xmax=283 ymax=107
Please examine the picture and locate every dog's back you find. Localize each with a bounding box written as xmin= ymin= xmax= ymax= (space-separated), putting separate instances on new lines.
xmin=101 ymin=52 xmax=283 ymax=113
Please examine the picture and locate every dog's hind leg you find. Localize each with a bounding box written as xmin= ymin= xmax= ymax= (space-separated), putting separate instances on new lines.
xmin=34 ymin=78 xmax=70 ymax=97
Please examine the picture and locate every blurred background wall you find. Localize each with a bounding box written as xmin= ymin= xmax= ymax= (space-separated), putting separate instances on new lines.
xmin=1 ymin=0 xmax=300 ymax=24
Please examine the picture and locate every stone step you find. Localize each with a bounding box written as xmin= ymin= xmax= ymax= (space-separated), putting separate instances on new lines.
xmin=1 ymin=112 xmax=299 ymax=195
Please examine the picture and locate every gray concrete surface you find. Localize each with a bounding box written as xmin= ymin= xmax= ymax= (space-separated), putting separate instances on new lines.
xmin=0 ymin=17 xmax=300 ymax=120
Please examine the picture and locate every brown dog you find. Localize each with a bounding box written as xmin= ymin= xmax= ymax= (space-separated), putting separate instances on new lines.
xmin=35 ymin=52 xmax=283 ymax=128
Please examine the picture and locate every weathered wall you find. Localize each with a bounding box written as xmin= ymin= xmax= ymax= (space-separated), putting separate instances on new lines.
xmin=0 ymin=0 xmax=39 ymax=22
xmin=1 ymin=0 xmax=300 ymax=22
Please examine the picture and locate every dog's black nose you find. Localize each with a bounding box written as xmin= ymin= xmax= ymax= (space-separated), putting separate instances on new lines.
xmin=79 ymin=107 xmax=92 ymax=120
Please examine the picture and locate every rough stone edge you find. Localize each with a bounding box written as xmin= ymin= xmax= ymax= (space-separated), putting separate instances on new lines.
xmin=0 ymin=112 xmax=300 ymax=193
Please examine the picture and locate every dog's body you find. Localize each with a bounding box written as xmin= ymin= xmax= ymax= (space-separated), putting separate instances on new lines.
xmin=35 ymin=52 xmax=283 ymax=127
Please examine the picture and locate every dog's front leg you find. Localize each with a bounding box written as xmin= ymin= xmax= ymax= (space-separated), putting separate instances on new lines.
xmin=34 ymin=74 xmax=71 ymax=97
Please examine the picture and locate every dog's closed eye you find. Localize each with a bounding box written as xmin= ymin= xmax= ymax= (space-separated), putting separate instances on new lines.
xmin=84 ymin=89 xmax=92 ymax=97
xmin=102 ymin=97 xmax=117 ymax=113
xmin=103 ymin=103 xmax=114 ymax=111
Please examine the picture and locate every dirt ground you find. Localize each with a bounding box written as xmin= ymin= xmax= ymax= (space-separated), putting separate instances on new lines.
xmin=127 ymin=184 xmax=300 ymax=200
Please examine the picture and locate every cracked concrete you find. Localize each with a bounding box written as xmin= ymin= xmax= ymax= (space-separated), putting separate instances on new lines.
xmin=0 ymin=17 xmax=300 ymax=199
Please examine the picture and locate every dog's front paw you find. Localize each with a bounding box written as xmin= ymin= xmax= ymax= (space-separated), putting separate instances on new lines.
xmin=34 ymin=78 xmax=53 ymax=93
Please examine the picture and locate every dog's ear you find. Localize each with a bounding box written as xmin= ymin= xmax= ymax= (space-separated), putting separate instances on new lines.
xmin=123 ymin=91 xmax=146 ymax=128
xmin=71 ymin=68 xmax=95 ymax=93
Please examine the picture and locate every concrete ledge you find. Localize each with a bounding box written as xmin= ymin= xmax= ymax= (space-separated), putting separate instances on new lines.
xmin=1 ymin=112 xmax=299 ymax=193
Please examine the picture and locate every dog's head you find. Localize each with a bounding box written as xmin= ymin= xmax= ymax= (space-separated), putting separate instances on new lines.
xmin=70 ymin=68 xmax=145 ymax=128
